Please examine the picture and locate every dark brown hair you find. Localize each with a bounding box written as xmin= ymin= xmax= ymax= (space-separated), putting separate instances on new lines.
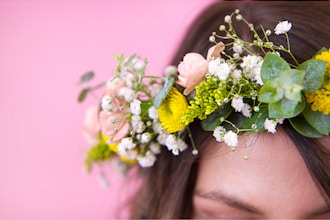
xmin=131 ymin=1 xmax=330 ymax=218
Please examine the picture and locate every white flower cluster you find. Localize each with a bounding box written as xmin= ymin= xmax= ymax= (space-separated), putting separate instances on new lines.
xmin=213 ymin=126 xmax=238 ymax=148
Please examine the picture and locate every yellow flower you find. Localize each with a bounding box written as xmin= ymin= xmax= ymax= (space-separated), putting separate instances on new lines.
xmin=316 ymin=49 xmax=330 ymax=90
xmin=158 ymin=87 xmax=188 ymax=133
xmin=306 ymin=89 xmax=330 ymax=114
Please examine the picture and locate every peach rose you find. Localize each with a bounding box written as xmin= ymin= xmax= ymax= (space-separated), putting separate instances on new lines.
xmin=99 ymin=110 xmax=130 ymax=143
xmin=177 ymin=53 xmax=208 ymax=95
xmin=177 ymin=42 xmax=225 ymax=95
xmin=81 ymin=105 xmax=101 ymax=146
xmin=207 ymin=42 xmax=225 ymax=60
xmin=104 ymin=78 xmax=127 ymax=113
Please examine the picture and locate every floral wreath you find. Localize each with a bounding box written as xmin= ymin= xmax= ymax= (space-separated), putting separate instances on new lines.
xmin=78 ymin=9 xmax=330 ymax=173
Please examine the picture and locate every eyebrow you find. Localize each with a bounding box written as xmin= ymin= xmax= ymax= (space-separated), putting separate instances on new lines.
xmin=194 ymin=189 xmax=262 ymax=214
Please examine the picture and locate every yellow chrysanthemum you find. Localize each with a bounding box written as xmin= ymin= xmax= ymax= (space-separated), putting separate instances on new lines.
xmin=102 ymin=135 xmax=137 ymax=164
xmin=158 ymin=87 xmax=188 ymax=133
xmin=316 ymin=49 xmax=330 ymax=90
xmin=306 ymin=89 xmax=330 ymax=114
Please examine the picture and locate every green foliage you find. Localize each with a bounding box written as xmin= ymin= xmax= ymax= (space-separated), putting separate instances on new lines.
xmin=299 ymin=59 xmax=327 ymax=93
xmin=78 ymin=87 xmax=90 ymax=102
xmin=153 ymin=77 xmax=175 ymax=108
xmin=78 ymin=71 xmax=94 ymax=84
xmin=268 ymin=96 xmax=305 ymax=119
xmin=302 ymin=103 xmax=330 ymax=135
xmin=289 ymin=117 xmax=323 ymax=138
xmin=201 ymin=104 xmax=233 ymax=131
xmin=85 ymin=141 xmax=113 ymax=172
xmin=261 ymin=53 xmax=290 ymax=83
xmin=242 ymin=105 xmax=268 ymax=132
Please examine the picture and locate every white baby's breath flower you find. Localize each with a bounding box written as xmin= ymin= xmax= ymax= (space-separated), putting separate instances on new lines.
xmin=125 ymin=149 xmax=138 ymax=160
xmin=232 ymin=69 xmax=242 ymax=84
xmin=130 ymin=99 xmax=141 ymax=115
xmin=216 ymin=63 xmax=231 ymax=80
xmin=118 ymin=87 xmax=136 ymax=102
xmin=137 ymin=151 xmax=156 ymax=167
xmin=231 ymin=96 xmax=244 ymax=112
xmin=208 ymin=58 xmax=231 ymax=80
xmin=223 ymin=130 xmax=238 ymax=147
xmin=149 ymin=142 xmax=161 ymax=154
xmin=242 ymin=103 xmax=251 ymax=117
xmin=157 ymin=132 xmax=169 ymax=145
xmin=153 ymin=121 xmax=164 ymax=134
xmin=264 ymin=118 xmax=277 ymax=133
xmin=165 ymin=134 xmax=177 ymax=151
xmin=101 ymin=95 xmax=112 ymax=112
xmin=165 ymin=65 xmax=177 ymax=77
xmin=148 ymin=106 xmax=158 ymax=120
xmin=208 ymin=58 xmax=221 ymax=75
xmin=213 ymin=126 xmax=226 ymax=142
xmin=118 ymin=137 xmax=136 ymax=155
xmin=224 ymin=15 xmax=231 ymax=23
xmin=274 ymin=21 xmax=292 ymax=35
xmin=233 ymin=40 xmax=243 ymax=54
xmin=177 ymin=138 xmax=188 ymax=152
xmin=141 ymin=132 xmax=152 ymax=144
xmin=265 ymin=30 xmax=271 ymax=36
xmin=241 ymin=55 xmax=263 ymax=84
xmin=131 ymin=115 xmax=146 ymax=133
xmin=123 ymin=73 xmax=136 ymax=88
xmin=134 ymin=61 xmax=145 ymax=71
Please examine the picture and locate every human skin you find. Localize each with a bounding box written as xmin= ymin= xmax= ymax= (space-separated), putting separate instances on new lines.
xmin=192 ymin=128 xmax=330 ymax=219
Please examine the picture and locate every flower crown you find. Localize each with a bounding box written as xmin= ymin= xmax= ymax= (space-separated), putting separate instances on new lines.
xmin=78 ymin=9 xmax=330 ymax=172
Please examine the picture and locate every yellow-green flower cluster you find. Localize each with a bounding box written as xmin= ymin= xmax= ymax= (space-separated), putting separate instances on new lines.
xmin=181 ymin=76 xmax=229 ymax=125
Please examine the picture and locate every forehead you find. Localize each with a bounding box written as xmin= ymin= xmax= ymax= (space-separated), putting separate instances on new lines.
xmin=195 ymin=130 xmax=327 ymax=217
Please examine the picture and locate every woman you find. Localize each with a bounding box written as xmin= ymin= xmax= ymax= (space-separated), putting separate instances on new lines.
xmin=130 ymin=1 xmax=330 ymax=218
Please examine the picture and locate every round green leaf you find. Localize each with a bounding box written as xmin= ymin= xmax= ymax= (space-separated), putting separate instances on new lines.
xmin=269 ymin=97 xmax=305 ymax=119
xmin=258 ymin=81 xmax=283 ymax=103
xmin=302 ymin=103 xmax=330 ymax=135
xmin=299 ymin=59 xmax=327 ymax=93
xmin=289 ymin=117 xmax=323 ymax=138
xmin=261 ymin=53 xmax=290 ymax=83
xmin=201 ymin=104 xmax=233 ymax=131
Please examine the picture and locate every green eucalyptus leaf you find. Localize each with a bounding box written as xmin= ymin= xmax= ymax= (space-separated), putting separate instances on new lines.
xmin=242 ymin=105 xmax=268 ymax=132
xmin=299 ymin=59 xmax=327 ymax=93
xmin=289 ymin=117 xmax=323 ymax=138
xmin=78 ymin=87 xmax=90 ymax=102
xmin=302 ymin=103 xmax=330 ymax=135
xmin=274 ymin=69 xmax=305 ymax=101
xmin=201 ymin=104 xmax=233 ymax=131
xmin=261 ymin=53 xmax=290 ymax=83
xmin=79 ymin=71 xmax=94 ymax=84
xmin=153 ymin=77 xmax=175 ymax=108
xmin=258 ymin=81 xmax=283 ymax=103
xmin=268 ymin=97 xmax=305 ymax=118
xmin=279 ymin=69 xmax=305 ymax=88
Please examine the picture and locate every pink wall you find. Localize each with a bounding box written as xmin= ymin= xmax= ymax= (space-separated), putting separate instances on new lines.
xmin=0 ymin=0 xmax=215 ymax=218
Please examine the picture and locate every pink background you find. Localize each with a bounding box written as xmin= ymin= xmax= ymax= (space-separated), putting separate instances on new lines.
xmin=0 ymin=0 xmax=215 ymax=218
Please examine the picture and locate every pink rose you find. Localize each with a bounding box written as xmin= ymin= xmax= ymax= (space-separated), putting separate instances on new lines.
xmin=81 ymin=105 xmax=101 ymax=146
xmin=99 ymin=110 xmax=130 ymax=143
xmin=104 ymin=78 xmax=127 ymax=113
xmin=207 ymin=42 xmax=225 ymax=60
xmin=177 ymin=53 xmax=208 ymax=95
xmin=176 ymin=42 xmax=225 ymax=95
